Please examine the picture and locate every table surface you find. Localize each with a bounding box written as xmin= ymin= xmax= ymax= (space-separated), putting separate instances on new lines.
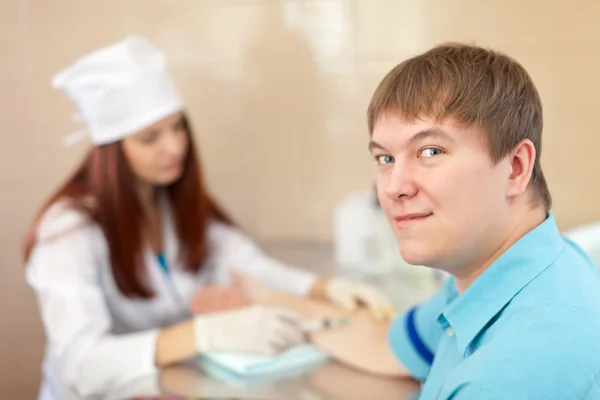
xmin=99 ymin=360 xmax=421 ymax=400
xmin=106 ymin=242 xmax=433 ymax=400
xmin=65 ymin=242 xmax=430 ymax=399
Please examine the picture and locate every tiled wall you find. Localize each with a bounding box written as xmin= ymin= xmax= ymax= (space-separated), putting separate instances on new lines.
xmin=1 ymin=0 xmax=599 ymax=396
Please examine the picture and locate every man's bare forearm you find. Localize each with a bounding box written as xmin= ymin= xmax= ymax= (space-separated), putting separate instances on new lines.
xmin=262 ymin=291 xmax=408 ymax=377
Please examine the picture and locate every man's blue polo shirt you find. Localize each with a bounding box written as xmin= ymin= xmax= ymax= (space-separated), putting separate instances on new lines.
xmin=388 ymin=214 xmax=600 ymax=399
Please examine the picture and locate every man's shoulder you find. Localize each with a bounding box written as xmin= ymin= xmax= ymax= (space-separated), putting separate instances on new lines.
xmin=465 ymin=303 xmax=600 ymax=398
xmin=496 ymin=300 xmax=600 ymax=354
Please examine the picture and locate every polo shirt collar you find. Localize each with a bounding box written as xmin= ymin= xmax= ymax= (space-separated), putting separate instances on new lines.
xmin=438 ymin=213 xmax=564 ymax=356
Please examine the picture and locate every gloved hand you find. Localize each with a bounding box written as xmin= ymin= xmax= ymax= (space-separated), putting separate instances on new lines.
xmin=325 ymin=278 xmax=395 ymax=320
xmin=193 ymin=305 xmax=306 ymax=355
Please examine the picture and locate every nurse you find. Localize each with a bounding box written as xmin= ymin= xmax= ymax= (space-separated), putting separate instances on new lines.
xmin=23 ymin=36 xmax=392 ymax=400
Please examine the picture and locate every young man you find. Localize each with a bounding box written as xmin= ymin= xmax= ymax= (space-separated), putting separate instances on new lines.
xmin=364 ymin=42 xmax=600 ymax=399
xmin=239 ymin=43 xmax=600 ymax=400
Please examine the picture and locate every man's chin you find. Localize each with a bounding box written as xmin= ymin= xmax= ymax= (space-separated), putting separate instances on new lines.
xmin=398 ymin=244 xmax=440 ymax=267
xmin=399 ymin=251 xmax=427 ymax=266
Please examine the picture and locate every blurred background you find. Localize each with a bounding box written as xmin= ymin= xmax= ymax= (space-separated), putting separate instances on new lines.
xmin=1 ymin=0 xmax=599 ymax=397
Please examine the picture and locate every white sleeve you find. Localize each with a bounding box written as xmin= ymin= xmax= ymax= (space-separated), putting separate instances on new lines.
xmin=208 ymin=221 xmax=317 ymax=296
xmin=26 ymin=207 xmax=159 ymax=398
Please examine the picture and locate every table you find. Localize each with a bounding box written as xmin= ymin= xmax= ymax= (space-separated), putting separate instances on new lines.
xmin=64 ymin=242 xmax=428 ymax=399
xmin=100 ymin=360 xmax=421 ymax=400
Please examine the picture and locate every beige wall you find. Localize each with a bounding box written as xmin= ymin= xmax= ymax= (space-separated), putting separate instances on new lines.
xmin=1 ymin=0 xmax=599 ymax=396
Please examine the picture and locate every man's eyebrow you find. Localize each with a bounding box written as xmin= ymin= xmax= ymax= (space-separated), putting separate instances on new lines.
xmin=407 ymin=127 xmax=456 ymax=145
xmin=368 ymin=127 xmax=455 ymax=152
xmin=368 ymin=140 xmax=386 ymax=152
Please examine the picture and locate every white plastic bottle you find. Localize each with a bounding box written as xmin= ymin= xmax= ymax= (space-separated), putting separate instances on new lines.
xmin=333 ymin=188 xmax=445 ymax=307
xmin=333 ymin=190 xmax=379 ymax=279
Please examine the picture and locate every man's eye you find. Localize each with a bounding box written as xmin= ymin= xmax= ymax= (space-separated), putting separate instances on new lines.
xmin=375 ymin=155 xmax=394 ymax=165
xmin=420 ymin=148 xmax=444 ymax=158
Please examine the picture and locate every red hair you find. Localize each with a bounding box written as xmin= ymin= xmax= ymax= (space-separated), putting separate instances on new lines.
xmin=23 ymin=115 xmax=232 ymax=299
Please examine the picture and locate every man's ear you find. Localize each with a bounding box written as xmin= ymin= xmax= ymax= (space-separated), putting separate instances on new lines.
xmin=506 ymin=139 xmax=536 ymax=198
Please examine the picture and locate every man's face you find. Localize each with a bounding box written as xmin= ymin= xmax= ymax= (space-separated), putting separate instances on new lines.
xmin=370 ymin=114 xmax=513 ymax=274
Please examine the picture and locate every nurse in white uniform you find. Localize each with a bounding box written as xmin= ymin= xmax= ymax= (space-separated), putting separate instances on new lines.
xmin=23 ymin=36 xmax=393 ymax=400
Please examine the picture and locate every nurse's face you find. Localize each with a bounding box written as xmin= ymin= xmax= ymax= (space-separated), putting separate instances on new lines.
xmin=370 ymin=114 xmax=514 ymax=275
xmin=122 ymin=112 xmax=189 ymax=186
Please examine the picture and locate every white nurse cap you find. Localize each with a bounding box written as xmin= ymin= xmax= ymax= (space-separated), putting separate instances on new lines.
xmin=52 ymin=35 xmax=184 ymax=146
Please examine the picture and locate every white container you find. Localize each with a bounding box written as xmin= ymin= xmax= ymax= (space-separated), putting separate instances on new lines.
xmin=333 ymin=190 xmax=391 ymax=276
xmin=333 ymin=190 xmax=443 ymax=307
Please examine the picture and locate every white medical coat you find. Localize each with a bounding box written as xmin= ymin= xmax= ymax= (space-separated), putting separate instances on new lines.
xmin=25 ymin=197 xmax=316 ymax=399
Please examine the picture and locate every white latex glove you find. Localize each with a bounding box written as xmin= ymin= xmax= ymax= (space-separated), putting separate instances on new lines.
xmin=325 ymin=278 xmax=395 ymax=319
xmin=193 ymin=305 xmax=306 ymax=355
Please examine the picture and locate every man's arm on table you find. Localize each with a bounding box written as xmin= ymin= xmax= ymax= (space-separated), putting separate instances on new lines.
xmin=261 ymin=286 xmax=409 ymax=377
xmin=233 ymin=271 xmax=447 ymax=380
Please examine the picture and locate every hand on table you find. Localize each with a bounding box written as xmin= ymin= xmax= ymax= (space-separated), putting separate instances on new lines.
xmin=193 ymin=305 xmax=306 ymax=355
xmin=189 ymin=284 xmax=250 ymax=315
xmin=311 ymin=278 xmax=395 ymax=320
